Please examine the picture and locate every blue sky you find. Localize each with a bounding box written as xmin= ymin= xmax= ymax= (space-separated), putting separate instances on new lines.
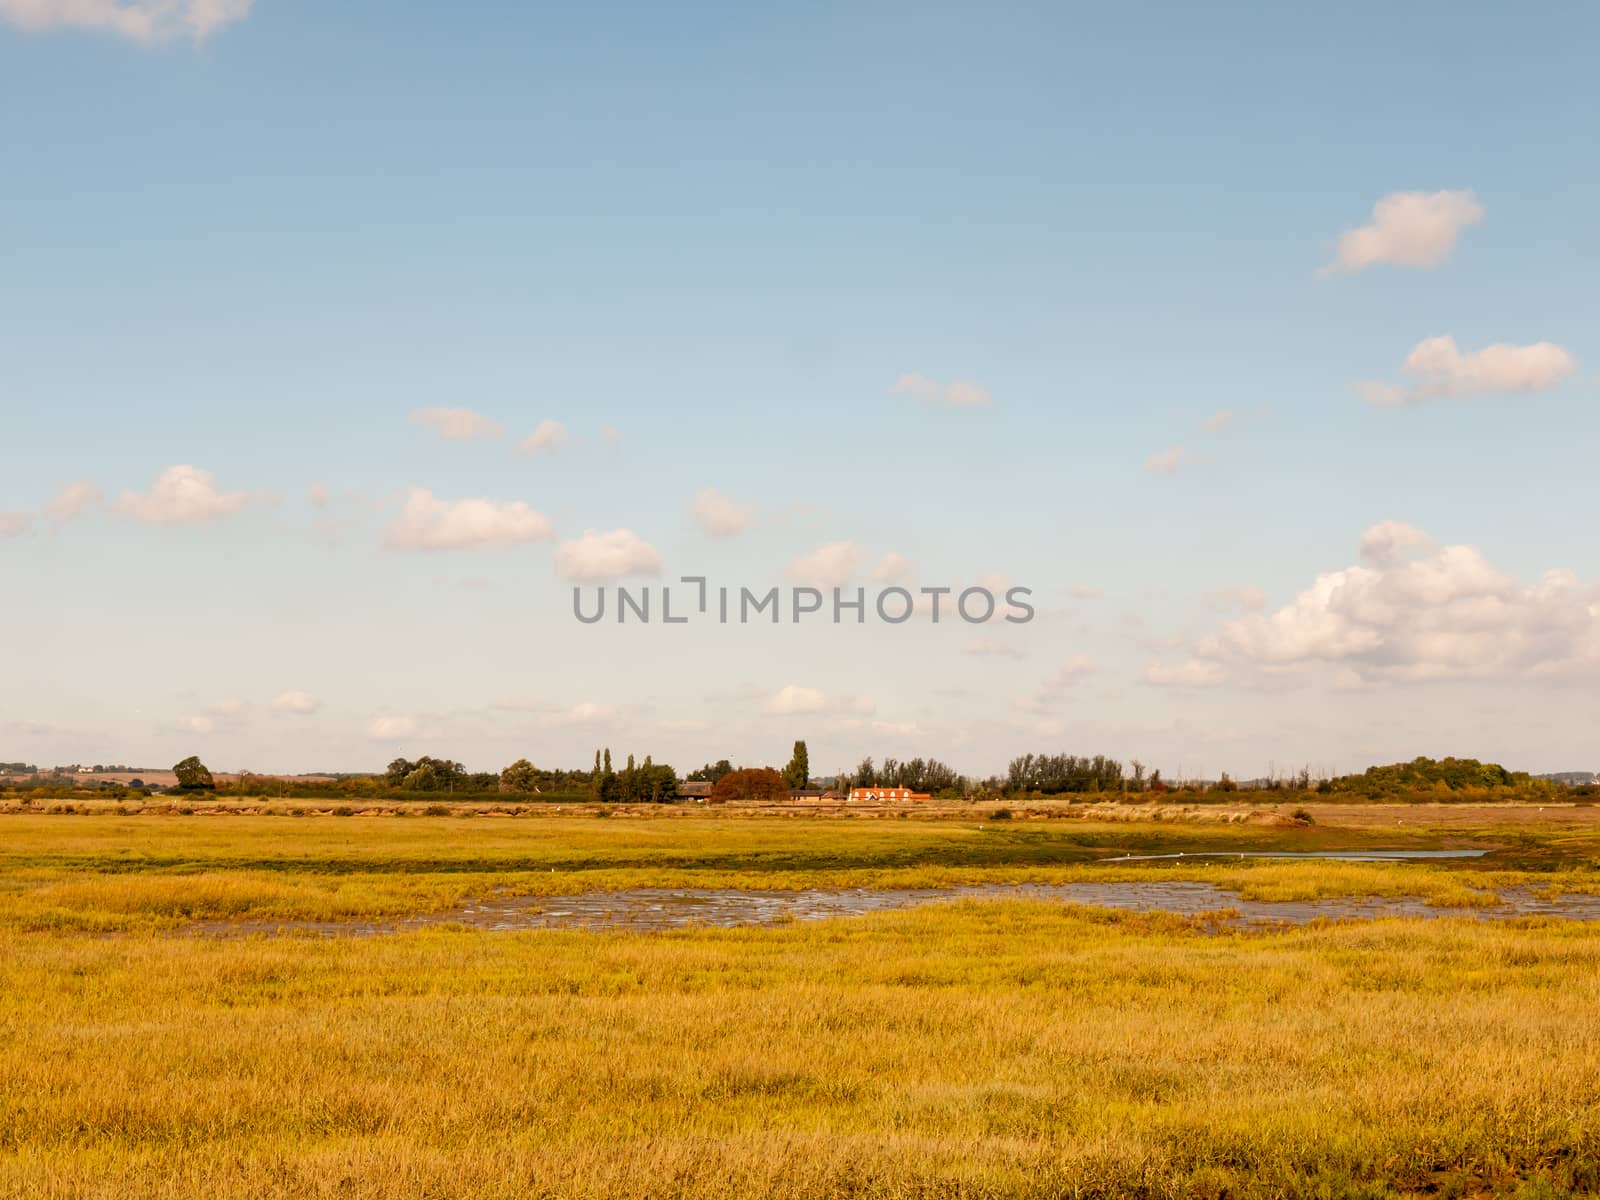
xmin=2 ymin=1 xmax=1597 ymax=778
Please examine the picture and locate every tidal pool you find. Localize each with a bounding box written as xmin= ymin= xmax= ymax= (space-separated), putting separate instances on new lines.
xmin=1102 ymin=849 xmax=1490 ymax=863
xmin=190 ymin=877 xmax=1600 ymax=938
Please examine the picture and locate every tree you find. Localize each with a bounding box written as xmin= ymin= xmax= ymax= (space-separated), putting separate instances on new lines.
xmin=172 ymin=755 xmax=215 ymax=791
xmin=404 ymin=763 xmax=440 ymax=791
xmin=782 ymin=740 xmax=810 ymax=789
xmin=687 ymin=759 xmax=734 ymax=783
xmin=710 ymin=768 xmax=789 ymax=805
xmin=854 ymin=757 xmax=876 ymax=787
xmin=502 ymin=758 xmax=538 ymax=793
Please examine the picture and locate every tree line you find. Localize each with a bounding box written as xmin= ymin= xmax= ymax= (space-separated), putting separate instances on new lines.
xmin=5 ymin=749 xmax=1588 ymax=805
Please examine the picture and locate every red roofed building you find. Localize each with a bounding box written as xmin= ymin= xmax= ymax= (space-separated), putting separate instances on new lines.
xmin=848 ymin=786 xmax=932 ymax=802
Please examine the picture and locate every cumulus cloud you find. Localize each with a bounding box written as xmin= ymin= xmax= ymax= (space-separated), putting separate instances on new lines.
xmin=556 ymin=529 xmax=662 ymax=581
xmin=1143 ymin=659 xmax=1228 ymax=688
xmin=869 ymin=552 xmax=913 ymax=584
xmin=1201 ymin=410 xmax=1236 ymax=433
xmin=892 ymin=372 xmax=992 ymax=408
xmin=0 ymin=0 xmax=251 ymax=43
xmin=177 ymin=715 xmax=215 ymax=735
xmin=271 ymin=691 xmax=321 ymax=715
xmin=203 ymin=699 xmax=244 ymax=717
xmin=0 ymin=511 xmax=34 ymax=538
xmin=409 ymin=407 xmax=505 ymax=441
xmin=1020 ymin=656 xmax=1097 ymax=709
xmin=48 ymin=481 xmax=101 ymax=521
xmin=1145 ymin=447 xmax=1187 ymax=474
xmin=366 ymin=716 xmax=418 ymax=741
xmin=1187 ymin=522 xmax=1600 ymax=685
xmin=1359 ymin=520 xmax=1435 ymax=566
xmin=1319 ymin=189 xmax=1484 ymax=277
xmin=788 ymin=541 xmax=864 ymax=588
xmin=691 ymin=487 xmax=754 ymax=537
xmin=518 ymin=419 xmax=568 ymax=454
xmin=384 ymin=487 xmax=555 ymax=550
xmin=307 ymin=482 xmax=330 ymax=509
xmin=540 ymin=701 xmax=618 ymax=726
xmin=1361 ymin=336 xmax=1578 ymax=407
xmin=765 ymin=685 xmax=831 ymax=715
xmin=963 ymin=637 xmax=1026 ymax=660
xmin=602 ymin=426 xmax=622 ymax=447
xmin=1206 ymin=585 xmax=1268 ymax=613
xmin=116 ymin=465 xmax=256 ymax=523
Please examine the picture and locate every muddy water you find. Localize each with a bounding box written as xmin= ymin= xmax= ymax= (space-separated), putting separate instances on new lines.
xmin=192 ymin=880 xmax=1600 ymax=938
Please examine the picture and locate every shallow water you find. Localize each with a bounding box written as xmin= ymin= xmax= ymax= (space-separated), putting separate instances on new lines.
xmin=190 ymin=878 xmax=1600 ymax=938
xmin=1103 ymin=849 xmax=1490 ymax=863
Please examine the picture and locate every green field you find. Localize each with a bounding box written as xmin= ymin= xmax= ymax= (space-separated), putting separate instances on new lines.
xmin=3 ymin=809 xmax=1600 ymax=1198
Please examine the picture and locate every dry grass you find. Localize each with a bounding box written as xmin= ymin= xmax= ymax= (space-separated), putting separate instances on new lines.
xmin=4 ymin=811 xmax=1600 ymax=1197
xmin=4 ymin=905 xmax=1600 ymax=1198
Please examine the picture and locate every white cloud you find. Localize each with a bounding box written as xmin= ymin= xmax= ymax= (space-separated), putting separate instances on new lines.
xmin=1189 ymin=522 xmax=1600 ymax=685
xmin=1143 ymin=659 xmax=1228 ymax=688
xmin=518 ymin=419 xmax=568 ymax=454
xmin=602 ymin=426 xmax=622 ymax=447
xmin=788 ymin=541 xmax=864 ymax=588
xmin=1145 ymin=447 xmax=1187 ymax=474
xmin=869 ymin=552 xmax=914 ymax=584
xmin=1319 ymin=189 xmax=1484 ymax=277
xmin=963 ymin=637 xmax=1026 ymax=660
xmin=204 ymin=699 xmax=244 ymax=717
xmin=892 ymin=372 xmax=992 ymax=408
xmin=1048 ymin=655 xmax=1096 ymax=685
xmin=48 ymin=481 xmax=101 ymax=521
xmin=366 ymin=716 xmax=418 ymax=741
xmin=765 ymin=685 xmax=830 ymax=715
xmin=1206 ymin=585 xmax=1268 ymax=613
xmin=1201 ymin=410 xmax=1235 ymax=433
xmin=1358 ymin=520 xmax=1435 ymax=566
xmin=271 ymin=691 xmax=321 ymax=715
xmin=0 ymin=0 xmax=252 ymax=43
xmin=0 ymin=511 xmax=34 ymax=538
xmin=1070 ymin=584 xmax=1104 ymax=600
xmin=539 ymin=702 xmax=619 ymax=727
xmin=409 ymin=407 xmax=505 ymax=442
xmin=384 ymin=487 xmax=555 ymax=551
xmin=116 ymin=465 xmax=255 ymax=523
xmin=1362 ymin=336 xmax=1578 ymax=407
xmin=308 ymin=482 xmax=330 ymax=509
xmin=1021 ymin=656 xmax=1097 ymax=709
xmin=177 ymin=715 xmax=215 ymax=735
xmin=556 ymin=529 xmax=662 ymax=581
xmin=692 ymin=487 xmax=754 ymax=537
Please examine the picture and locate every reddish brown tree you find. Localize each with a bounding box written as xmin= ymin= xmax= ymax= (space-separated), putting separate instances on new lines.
xmin=709 ymin=767 xmax=789 ymax=804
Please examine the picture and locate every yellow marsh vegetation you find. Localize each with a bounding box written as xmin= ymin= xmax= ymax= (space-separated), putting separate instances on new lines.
xmin=3 ymin=905 xmax=1600 ymax=1198
xmin=3 ymin=812 xmax=1595 ymax=931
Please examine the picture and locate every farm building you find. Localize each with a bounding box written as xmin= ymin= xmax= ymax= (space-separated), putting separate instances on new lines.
xmin=847 ymin=786 xmax=932 ymax=802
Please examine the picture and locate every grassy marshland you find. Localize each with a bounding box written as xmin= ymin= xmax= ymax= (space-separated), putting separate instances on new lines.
xmin=3 ymin=811 xmax=1599 ymax=1197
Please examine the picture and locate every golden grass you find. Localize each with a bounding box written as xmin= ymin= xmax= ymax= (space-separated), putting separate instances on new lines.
xmin=3 ymin=905 xmax=1600 ymax=1198
xmin=1 ymin=812 xmax=1596 ymax=931
xmin=4 ymin=810 xmax=1600 ymax=1196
